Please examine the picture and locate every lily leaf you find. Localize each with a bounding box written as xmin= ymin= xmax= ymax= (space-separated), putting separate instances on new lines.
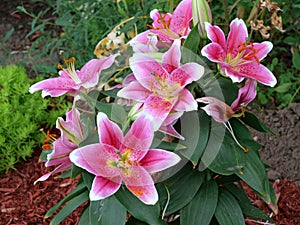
xmin=89 ymin=196 xmax=126 ymax=225
xmin=50 ymin=190 xmax=89 ymax=225
xmin=180 ymin=180 xmax=218 ymax=225
xmin=115 ymin=186 xmax=164 ymax=225
xmin=240 ymin=111 xmax=275 ymax=135
xmin=214 ymin=189 xmax=245 ymax=225
xmin=158 ymin=163 xmax=205 ymax=215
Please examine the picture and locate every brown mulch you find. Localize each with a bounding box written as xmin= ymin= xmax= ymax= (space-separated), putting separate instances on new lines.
xmin=0 ymin=151 xmax=86 ymax=225
xmin=1 ymin=151 xmax=300 ymax=225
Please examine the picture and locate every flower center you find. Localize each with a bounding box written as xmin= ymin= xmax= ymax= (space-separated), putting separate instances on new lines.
xmin=150 ymin=71 xmax=180 ymax=100
xmin=226 ymin=41 xmax=261 ymax=68
xmin=57 ymin=54 xmax=82 ymax=84
xmin=147 ymin=13 xmax=179 ymax=39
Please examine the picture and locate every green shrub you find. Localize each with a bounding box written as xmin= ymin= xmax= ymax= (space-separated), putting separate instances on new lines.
xmin=0 ymin=65 xmax=70 ymax=173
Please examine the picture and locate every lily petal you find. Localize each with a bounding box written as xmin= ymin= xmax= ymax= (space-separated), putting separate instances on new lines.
xmin=205 ymin=22 xmax=226 ymax=49
xmin=126 ymin=184 xmax=158 ymax=205
xmin=143 ymin=95 xmax=174 ymax=131
xmin=243 ymin=41 xmax=273 ymax=61
xmin=97 ymin=112 xmax=124 ymax=149
xmin=117 ymin=81 xmax=151 ymax=102
xmin=122 ymin=114 xmax=154 ymax=160
xmin=201 ymin=43 xmax=226 ymax=63
xmin=45 ymin=138 xmax=74 ymax=167
xmin=235 ymin=62 xmax=277 ymax=87
xmin=69 ymin=143 xmax=120 ymax=178
xmin=170 ymin=0 xmax=192 ymax=36
xmin=231 ymin=79 xmax=257 ymax=112
xmin=197 ymin=97 xmax=234 ymax=123
xmin=170 ymin=62 xmax=204 ymax=87
xmin=162 ymin=39 xmax=181 ymax=73
xmin=129 ymin=53 xmax=169 ymax=90
xmin=226 ymin=18 xmax=248 ymax=58
xmin=29 ymin=77 xmax=79 ymax=98
xmin=80 ymin=54 xmax=118 ymax=88
xmin=90 ymin=176 xmax=122 ymax=201
xmin=140 ymin=149 xmax=180 ymax=173
xmin=173 ymin=88 xmax=197 ymax=111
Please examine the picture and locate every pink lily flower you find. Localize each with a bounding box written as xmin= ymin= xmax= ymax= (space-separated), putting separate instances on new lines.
xmin=69 ymin=112 xmax=180 ymax=205
xmin=129 ymin=0 xmax=192 ymax=52
xmin=35 ymin=107 xmax=84 ymax=183
xmin=117 ymin=39 xmax=204 ymax=130
xmin=197 ymin=79 xmax=257 ymax=123
xmin=29 ymin=54 xmax=118 ymax=97
xmin=201 ymin=18 xmax=277 ymax=87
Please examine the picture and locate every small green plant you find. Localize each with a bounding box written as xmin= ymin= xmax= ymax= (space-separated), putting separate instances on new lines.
xmin=0 ymin=65 xmax=70 ymax=173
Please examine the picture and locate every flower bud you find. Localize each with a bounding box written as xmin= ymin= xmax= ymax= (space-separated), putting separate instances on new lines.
xmin=192 ymin=0 xmax=212 ymax=38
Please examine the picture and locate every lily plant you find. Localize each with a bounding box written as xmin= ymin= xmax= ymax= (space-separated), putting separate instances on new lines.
xmin=30 ymin=1 xmax=279 ymax=225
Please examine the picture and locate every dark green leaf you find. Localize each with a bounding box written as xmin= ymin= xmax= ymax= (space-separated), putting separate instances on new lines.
xmin=240 ymin=111 xmax=275 ymax=135
xmin=180 ymin=180 xmax=218 ymax=225
xmin=183 ymin=25 xmax=201 ymax=54
xmin=224 ymin=183 xmax=271 ymax=221
xmin=50 ymin=190 xmax=89 ymax=225
xmin=179 ymin=111 xmax=210 ymax=165
xmin=214 ymin=189 xmax=245 ymax=225
xmin=78 ymin=206 xmax=91 ymax=225
xmin=115 ymin=187 xmax=164 ymax=225
xmin=82 ymin=171 xmax=95 ymax=191
xmin=160 ymin=164 xmax=205 ymax=215
xmin=89 ymin=196 xmax=126 ymax=225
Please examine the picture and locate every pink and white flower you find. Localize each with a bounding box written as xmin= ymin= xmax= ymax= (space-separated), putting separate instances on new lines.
xmin=129 ymin=0 xmax=192 ymax=52
xmin=201 ymin=18 xmax=277 ymax=87
xmin=197 ymin=79 xmax=257 ymax=123
xmin=35 ymin=107 xmax=84 ymax=183
xmin=69 ymin=112 xmax=180 ymax=205
xmin=29 ymin=54 xmax=118 ymax=97
xmin=118 ymin=39 xmax=204 ymax=130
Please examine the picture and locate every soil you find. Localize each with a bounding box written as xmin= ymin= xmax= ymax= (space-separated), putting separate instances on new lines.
xmin=0 ymin=0 xmax=300 ymax=224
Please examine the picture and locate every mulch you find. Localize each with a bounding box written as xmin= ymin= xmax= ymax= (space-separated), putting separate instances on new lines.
xmin=1 ymin=151 xmax=300 ymax=225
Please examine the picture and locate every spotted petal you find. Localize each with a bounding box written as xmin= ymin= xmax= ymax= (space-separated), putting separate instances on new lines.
xmin=233 ymin=62 xmax=277 ymax=87
xmin=126 ymin=184 xmax=158 ymax=205
xmin=170 ymin=0 xmax=192 ymax=36
xmin=205 ymin=22 xmax=226 ymax=50
xmin=29 ymin=77 xmax=79 ymax=98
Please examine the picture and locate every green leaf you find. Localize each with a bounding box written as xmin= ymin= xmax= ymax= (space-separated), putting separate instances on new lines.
xmin=50 ymin=190 xmax=89 ymax=225
xmin=115 ymin=187 xmax=163 ymax=225
xmin=160 ymin=164 xmax=205 ymax=215
xmin=235 ymin=143 xmax=276 ymax=206
xmin=179 ymin=111 xmax=210 ymax=165
xmin=240 ymin=111 xmax=275 ymax=135
xmin=89 ymin=196 xmax=126 ymax=225
xmin=214 ymin=189 xmax=245 ymax=225
xmin=82 ymin=171 xmax=95 ymax=191
xmin=78 ymin=206 xmax=91 ymax=225
xmin=224 ymin=183 xmax=271 ymax=221
xmin=274 ymin=83 xmax=293 ymax=93
xmin=45 ymin=182 xmax=87 ymax=218
xmin=180 ymin=180 xmax=218 ymax=225
xmin=292 ymin=49 xmax=300 ymax=70
xmin=2 ymin=28 xmax=15 ymax=42
xmin=183 ymin=25 xmax=201 ymax=54
xmin=95 ymin=102 xmax=127 ymax=124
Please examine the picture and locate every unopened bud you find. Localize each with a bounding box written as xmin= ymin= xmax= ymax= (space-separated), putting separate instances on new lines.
xmin=192 ymin=0 xmax=212 ymax=39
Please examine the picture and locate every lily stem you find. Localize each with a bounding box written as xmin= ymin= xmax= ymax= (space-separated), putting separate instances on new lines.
xmin=222 ymin=0 xmax=229 ymax=33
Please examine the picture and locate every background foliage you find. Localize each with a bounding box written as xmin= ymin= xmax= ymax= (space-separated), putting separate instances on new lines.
xmin=0 ymin=65 xmax=70 ymax=173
